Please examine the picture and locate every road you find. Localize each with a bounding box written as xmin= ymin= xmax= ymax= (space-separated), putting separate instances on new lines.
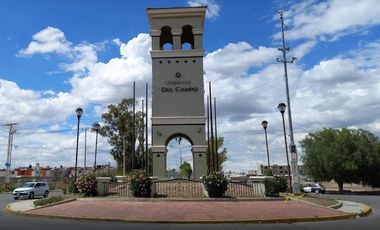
xmin=0 ymin=193 xmax=378 ymax=230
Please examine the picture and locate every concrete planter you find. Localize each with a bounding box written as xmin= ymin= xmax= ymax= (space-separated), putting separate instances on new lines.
xmin=96 ymin=177 xmax=111 ymax=196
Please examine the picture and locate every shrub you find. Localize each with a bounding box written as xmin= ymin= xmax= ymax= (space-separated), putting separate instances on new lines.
xmin=0 ymin=184 xmax=17 ymax=193
xmin=202 ymin=172 xmax=228 ymax=198
xmin=76 ymin=173 xmax=97 ymax=196
xmin=128 ymin=170 xmax=152 ymax=197
xmin=67 ymin=177 xmax=76 ymax=193
xmin=264 ymin=176 xmax=288 ymax=197
xmin=34 ymin=196 xmax=64 ymax=207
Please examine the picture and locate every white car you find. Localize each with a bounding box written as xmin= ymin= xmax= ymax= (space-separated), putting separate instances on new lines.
xmin=302 ymin=183 xmax=326 ymax=194
xmin=12 ymin=182 xmax=49 ymax=200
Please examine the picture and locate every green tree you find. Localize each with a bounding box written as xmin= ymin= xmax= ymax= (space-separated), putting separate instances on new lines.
xmin=301 ymin=128 xmax=380 ymax=193
xmin=207 ymin=137 xmax=227 ymax=171
xmin=351 ymin=129 xmax=380 ymax=188
xmin=99 ymin=98 xmax=145 ymax=172
xmin=179 ymin=161 xmax=192 ymax=179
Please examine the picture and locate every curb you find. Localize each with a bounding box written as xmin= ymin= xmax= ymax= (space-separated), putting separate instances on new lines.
xmin=5 ymin=196 xmax=78 ymax=214
xmin=328 ymin=201 xmax=343 ymax=209
xmin=359 ymin=204 xmax=372 ymax=217
xmin=12 ymin=210 xmax=357 ymax=224
xmin=4 ymin=197 xmax=368 ymax=224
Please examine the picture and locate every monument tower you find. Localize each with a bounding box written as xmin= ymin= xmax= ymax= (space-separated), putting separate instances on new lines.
xmin=147 ymin=7 xmax=208 ymax=178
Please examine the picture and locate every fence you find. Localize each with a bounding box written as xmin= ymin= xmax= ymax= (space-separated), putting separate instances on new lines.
xmin=154 ymin=179 xmax=204 ymax=198
xmin=108 ymin=182 xmax=133 ymax=196
xmin=107 ymin=179 xmax=265 ymax=198
xmin=225 ymin=181 xmax=265 ymax=197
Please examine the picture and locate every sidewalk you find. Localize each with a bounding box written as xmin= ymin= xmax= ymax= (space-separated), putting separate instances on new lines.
xmin=6 ymin=197 xmax=371 ymax=223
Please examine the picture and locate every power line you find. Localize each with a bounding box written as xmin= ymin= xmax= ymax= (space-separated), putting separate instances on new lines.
xmin=216 ymin=77 xmax=282 ymax=98
xmin=15 ymin=126 xmax=94 ymax=135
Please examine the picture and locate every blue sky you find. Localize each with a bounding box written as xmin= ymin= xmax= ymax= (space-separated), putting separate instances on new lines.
xmin=1 ymin=0 xmax=380 ymax=173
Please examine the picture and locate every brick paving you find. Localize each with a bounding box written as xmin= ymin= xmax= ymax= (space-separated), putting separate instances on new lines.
xmin=27 ymin=199 xmax=349 ymax=223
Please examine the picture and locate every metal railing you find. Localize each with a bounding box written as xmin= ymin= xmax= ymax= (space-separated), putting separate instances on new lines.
xmin=154 ymin=179 xmax=204 ymax=198
xmin=108 ymin=182 xmax=133 ymax=196
xmin=107 ymin=179 xmax=265 ymax=198
xmin=225 ymin=181 xmax=265 ymax=197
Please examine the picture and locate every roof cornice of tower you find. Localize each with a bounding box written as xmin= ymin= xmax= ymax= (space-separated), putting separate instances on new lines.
xmin=146 ymin=6 xmax=207 ymax=27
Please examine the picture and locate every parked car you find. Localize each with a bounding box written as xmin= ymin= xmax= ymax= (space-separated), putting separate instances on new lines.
xmin=302 ymin=183 xmax=326 ymax=194
xmin=12 ymin=182 xmax=49 ymax=200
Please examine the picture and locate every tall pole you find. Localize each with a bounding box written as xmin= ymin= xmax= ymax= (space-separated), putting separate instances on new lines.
xmin=123 ymin=136 xmax=126 ymax=176
xmin=132 ymin=81 xmax=136 ymax=170
xmin=4 ymin=123 xmax=16 ymax=184
xmin=214 ymin=97 xmax=219 ymax=171
xmin=74 ymin=108 xmax=83 ymax=185
xmin=277 ymin=10 xmax=300 ymax=193
xmin=279 ymin=105 xmax=292 ymax=193
xmin=261 ymin=120 xmax=270 ymax=174
xmin=94 ymin=130 xmax=99 ymax=172
xmin=145 ymin=83 xmax=149 ymax=174
xmin=142 ymin=99 xmax=145 ymax=170
xmin=208 ymin=82 xmax=215 ymax=172
xmin=206 ymin=95 xmax=211 ymax=174
xmin=92 ymin=123 xmax=101 ymax=172
xmin=84 ymin=127 xmax=88 ymax=174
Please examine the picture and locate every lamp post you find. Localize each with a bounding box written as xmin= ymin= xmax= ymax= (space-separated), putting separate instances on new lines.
xmin=278 ymin=103 xmax=292 ymax=193
xmin=261 ymin=120 xmax=271 ymax=174
xmin=74 ymin=107 xmax=83 ymax=186
xmin=93 ymin=122 xmax=101 ymax=172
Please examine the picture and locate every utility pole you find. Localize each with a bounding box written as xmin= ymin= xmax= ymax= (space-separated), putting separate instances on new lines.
xmin=4 ymin=123 xmax=17 ymax=184
xmin=277 ymin=10 xmax=300 ymax=193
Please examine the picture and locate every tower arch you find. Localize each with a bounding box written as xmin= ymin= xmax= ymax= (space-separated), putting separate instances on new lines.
xmin=160 ymin=26 xmax=173 ymax=50
xmin=181 ymin=25 xmax=194 ymax=50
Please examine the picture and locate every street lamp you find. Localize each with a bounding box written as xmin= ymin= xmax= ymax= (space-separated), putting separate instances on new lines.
xmin=93 ymin=122 xmax=101 ymax=172
xmin=261 ymin=120 xmax=271 ymax=174
xmin=278 ymin=103 xmax=292 ymax=193
xmin=74 ymin=107 xmax=83 ymax=186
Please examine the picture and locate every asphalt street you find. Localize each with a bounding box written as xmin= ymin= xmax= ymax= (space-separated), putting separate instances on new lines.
xmin=0 ymin=193 xmax=378 ymax=230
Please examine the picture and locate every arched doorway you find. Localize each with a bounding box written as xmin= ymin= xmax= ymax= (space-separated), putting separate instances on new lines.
xmin=166 ymin=136 xmax=193 ymax=179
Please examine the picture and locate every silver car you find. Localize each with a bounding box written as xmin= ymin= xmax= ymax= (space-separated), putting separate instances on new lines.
xmin=12 ymin=182 xmax=49 ymax=200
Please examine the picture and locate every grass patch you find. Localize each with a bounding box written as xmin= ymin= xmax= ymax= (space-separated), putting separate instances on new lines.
xmin=34 ymin=196 xmax=65 ymax=207
xmin=298 ymin=195 xmax=339 ymax=207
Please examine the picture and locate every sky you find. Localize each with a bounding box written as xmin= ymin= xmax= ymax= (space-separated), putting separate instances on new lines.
xmin=1 ymin=0 xmax=380 ymax=173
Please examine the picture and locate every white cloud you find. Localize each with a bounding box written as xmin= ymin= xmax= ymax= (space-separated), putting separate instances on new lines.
xmin=62 ymin=43 xmax=98 ymax=73
xmin=18 ymin=27 xmax=72 ymax=56
xmin=204 ymin=42 xmax=278 ymax=80
xmin=0 ymin=80 xmax=84 ymax=125
xmin=282 ymin=0 xmax=380 ymax=41
xmin=188 ymin=0 xmax=220 ymax=19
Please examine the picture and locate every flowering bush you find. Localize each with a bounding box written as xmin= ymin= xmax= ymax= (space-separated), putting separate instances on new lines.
xmin=202 ymin=172 xmax=228 ymax=198
xmin=76 ymin=173 xmax=97 ymax=196
xmin=128 ymin=170 xmax=152 ymax=197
